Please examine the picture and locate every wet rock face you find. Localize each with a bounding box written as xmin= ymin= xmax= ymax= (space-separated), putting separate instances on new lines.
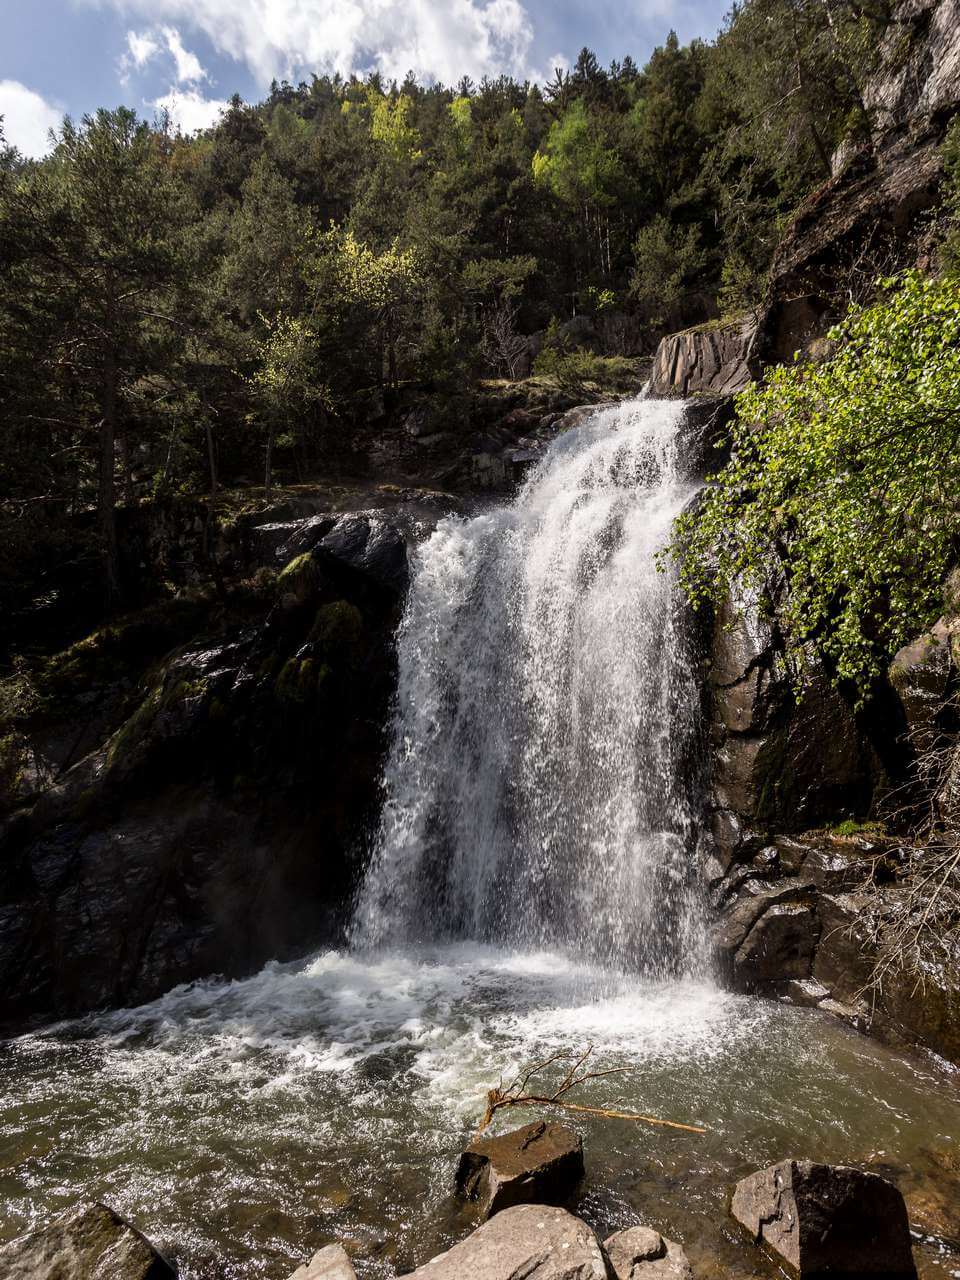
xmin=456 ymin=1121 xmax=585 ymax=1219
xmin=700 ymin=578 xmax=960 ymax=1055
xmin=603 ymin=1227 xmax=692 ymax=1280
xmin=0 ymin=509 xmax=412 ymax=1029
xmin=889 ymin=616 xmax=959 ymax=755
xmin=0 ymin=1202 xmax=174 ymax=1280
xmin=732 ymin=1160 xmax=917 ymax=1278
xmin=406 ymin=1204 xmax=610 ymax=1280
xmin=706 ymin=580 xmax=881 ymax=872
xmin=675 ymin=396 xmax=735 ymax=477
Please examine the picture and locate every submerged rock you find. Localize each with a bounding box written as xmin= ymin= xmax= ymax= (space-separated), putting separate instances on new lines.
xmin=603 ymin=1226 xmax=692 ymax=1279
xmin=288 ymin=1243 xmax=357 ymax=1280
xmin=455 ymin=1120 xmax=584 ymax=1218
xmin=0 ymin=1201 xmax=174 ymax=1279
xmin=731 ymin=1159 xmax=916 ymax=1278
xmin=407 ymin=1204 xmax=609 ymax=1280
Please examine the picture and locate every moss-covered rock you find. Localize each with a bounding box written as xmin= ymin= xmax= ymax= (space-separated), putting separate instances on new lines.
xmin=277 ymin=551 xmax=323 ymax=605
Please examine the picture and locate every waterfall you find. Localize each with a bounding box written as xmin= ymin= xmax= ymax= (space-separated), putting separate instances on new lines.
xmin=352 ymin=397 xmax=705 ymax=977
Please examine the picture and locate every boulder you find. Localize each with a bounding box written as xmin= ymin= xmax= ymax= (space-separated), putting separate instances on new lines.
xmin=406 ymin=1204 xmax=609 ymax=1280
xmin=314 ymin=514 xmax=409 ymax=597
xmin=0 ymin=1202 xmax=174 ymax=1279
xmin=603 ymin=1226 xmax=692 ymax=1279
xmin=288 ymin=1244 xmax=357 ymax=1280
xmin=732 ymin=900 xmax=820 ymax=988
xmin=889 ymin=618 xmax=958 ymax=754
xmin=648 ymin=314 xmax=760 ymax=397
xmin=455 ymin=1121 xmax=584 ymax=1218
xmin=731 ymin=1160 xmax=916 ymax=1278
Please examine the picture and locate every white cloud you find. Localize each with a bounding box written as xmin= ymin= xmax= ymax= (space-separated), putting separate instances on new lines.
xmin=121 ymin=25 xmax=208 ymax=87
xmin=127 ymin=29 xmax=161 ymax=68
xmin=99 ymin=0 xmax=552 ymax=88
xmin=162 ymin=27 xmax=207 ymax=83
xmin=153 ymin=87 xmax=227 ymax=133
xmin=0 ymin=80 xmax=62 ymax=157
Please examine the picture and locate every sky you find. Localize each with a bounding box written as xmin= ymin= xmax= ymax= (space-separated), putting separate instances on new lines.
xmin=1 ymin=0 xmax=729 ymax=158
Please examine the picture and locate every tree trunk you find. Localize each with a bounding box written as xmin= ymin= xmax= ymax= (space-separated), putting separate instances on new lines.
xmin=264 ymin=419 xmax=275 ymax=499
xmin=99 ymin=284 xmax=120 ymax=601
xmin=204 ymin=416 xmax=218 ymax=557
xmin=204 ymin=415 xmax=227 ymax=599
xmin=120 ymin=432 xmax=134 ymax=505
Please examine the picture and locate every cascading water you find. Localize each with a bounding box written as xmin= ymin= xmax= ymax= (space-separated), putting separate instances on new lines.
xmin=7 ymin=399 xmax=960 ymax=1280
xmin=353 ymin=397 xmax=704 ymax=974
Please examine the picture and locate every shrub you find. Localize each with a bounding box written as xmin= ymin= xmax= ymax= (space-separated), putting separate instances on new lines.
xmin=671 ymin=271 xmax=960 ymax=698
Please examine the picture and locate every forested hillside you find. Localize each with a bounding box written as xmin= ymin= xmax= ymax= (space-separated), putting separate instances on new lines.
xmin=0 ymin=0 xmax=893 ymax=614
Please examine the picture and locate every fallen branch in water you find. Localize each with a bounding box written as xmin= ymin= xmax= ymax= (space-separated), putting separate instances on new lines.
xmin=474 ymin=1045 xmax=706 ymax=1138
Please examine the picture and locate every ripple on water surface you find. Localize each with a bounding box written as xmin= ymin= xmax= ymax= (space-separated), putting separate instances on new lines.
xmin=2 ymin=944 xmax=960 ymax=1279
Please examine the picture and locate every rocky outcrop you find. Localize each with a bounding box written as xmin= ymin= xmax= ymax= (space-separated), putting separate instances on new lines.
xmin=288 ymin=1244 xmax=357 ymax=1280
xmin=648 ymin=314 xmax=759 ymax=398
xmin=0 ymin=508 xmax=417 ymax=1029
xmin=888 ymin=614 xmax=960 ymax=754
xmin=709 ymin=825 xmax=960 ymax=1060
xmin=756 ymin=0 xmax=959 ymax=366
xmin=0 ymin=1202 xmax=174 ymax=1279
xmin=732 ymin=1160 xmax=917 ymax=1278
xmin=603 ymin=1227 xmax=692 ymax=1280
xmin=406 ymin=1205 xmax=610 ymax=1280
xmin=701 ymin=575 xmax=960 ymax=1061
xmin=456 ymin=1121 xmax=584 ymax=1218
xmin=706 ymin=580 xmax=883 ymax=872
xmin=864 ymin=0 xmax=960 ymax=146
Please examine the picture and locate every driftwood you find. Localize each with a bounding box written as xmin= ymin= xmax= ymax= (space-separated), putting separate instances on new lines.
xmin=474 ymin=1045 xmax=706 ymax=1139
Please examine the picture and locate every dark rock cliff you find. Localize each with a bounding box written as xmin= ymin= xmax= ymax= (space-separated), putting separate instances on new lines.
xmin=0 ymin=505 xmax=423 ymax=1028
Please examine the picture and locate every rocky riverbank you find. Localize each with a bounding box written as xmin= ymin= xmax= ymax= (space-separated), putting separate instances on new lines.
xmin=1 ymin=1123 xmax=939 ymax=1279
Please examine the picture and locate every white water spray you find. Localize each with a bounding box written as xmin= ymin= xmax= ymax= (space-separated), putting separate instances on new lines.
xmin=353 ymin=397 xmax=705 ymax=974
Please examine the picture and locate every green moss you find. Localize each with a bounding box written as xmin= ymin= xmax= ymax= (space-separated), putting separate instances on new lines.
xmin=105 ymin=683 xmax=164 ymax=769
xmin=310 ymin=600 xmax=365 ymax=666
xmin=278 ymin=552 xmax=322 ymax=602
xmin=0 ymin=732 xmax=27 ymax=810
xmin=828 ymin=818 xmax=885 ymax=838
xmin=104 ymin=672 xmax=207 ymax=770
xmin=275 ymin=655 xmax=329 ymax=704
xmin=257 ymin=654 xmax=282 ymax=681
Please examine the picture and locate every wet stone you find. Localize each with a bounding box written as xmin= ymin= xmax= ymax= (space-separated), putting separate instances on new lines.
xmin=408 ymin=1204 xmax=608 ymax=1280
xmin=455 ymin=1120 xmax=585 ymax=1218
xmin=0 ymin=1201 xmax=174 ymax=1280
xmin=604 ymin=1225 xmax=694 ymax=1279
xmin=288 ymin=1243 xmax=357 ymax=1280
xmin=731 ymin=1159 xmax=917 ymax=1278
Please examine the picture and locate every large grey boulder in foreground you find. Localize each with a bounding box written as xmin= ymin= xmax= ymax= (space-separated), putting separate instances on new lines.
xmin=456 ymin=1120 xmax=584 ymax=1218
xmin=408 ymin=1204 xmax=610 ymax=1279
xmin=603 ymin=1226 xmax=692 ymax=1279
xmin=288 ymin=1243 xmax=357 ymax=1280
xmin=0 ymin=1202 xmax=174 ymax=1280
xmin=731 ymin=1160 xmax=916 ymax=1277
